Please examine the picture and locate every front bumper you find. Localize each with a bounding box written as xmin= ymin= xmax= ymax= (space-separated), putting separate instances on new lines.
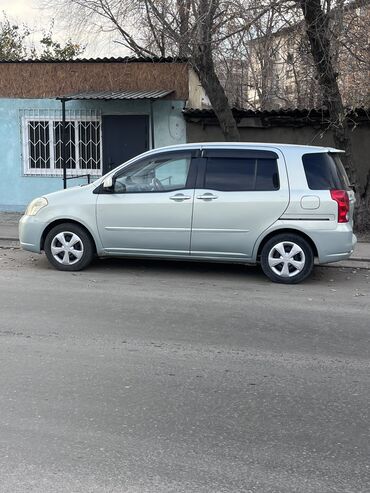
xmin=19 ymin=215 xmax=46 ymax=253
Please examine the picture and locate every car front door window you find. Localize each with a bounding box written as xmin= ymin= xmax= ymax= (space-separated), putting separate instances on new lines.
xmin=114 ymin=156 xmax=191 ymax=193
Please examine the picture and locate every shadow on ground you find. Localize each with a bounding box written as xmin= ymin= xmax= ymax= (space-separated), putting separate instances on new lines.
xmin=23 ymin=251 xmax=355 ymax=286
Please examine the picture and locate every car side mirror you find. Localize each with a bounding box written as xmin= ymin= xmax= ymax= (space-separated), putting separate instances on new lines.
xmin=103 ymin=176 xmax=114 ymax=190
xmin=102 ymin=176 xmax=127 ymax=194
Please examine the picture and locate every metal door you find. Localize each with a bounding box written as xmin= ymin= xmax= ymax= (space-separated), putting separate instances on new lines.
xmin=102 ymin=115 xmax=149 ymax=174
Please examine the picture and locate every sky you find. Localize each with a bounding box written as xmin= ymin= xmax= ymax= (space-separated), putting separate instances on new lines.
xmin=1 ymin=0 xmax=41 ymax=23
xmin=0 ymin=0 xmax=124 ymax=57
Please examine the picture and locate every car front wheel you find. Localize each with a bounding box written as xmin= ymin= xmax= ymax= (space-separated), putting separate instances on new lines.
xmin=260 ymin=233 xmax=314 ymax=284
xmin=44 ymin=223 xmax=94 ymax=271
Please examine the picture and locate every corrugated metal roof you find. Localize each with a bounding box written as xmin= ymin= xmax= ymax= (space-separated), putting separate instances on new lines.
xmin=183 ymin=107 xmax=316 ymax=117
xmin=183 ymin=107 xmax=370 ymax=118
xmin=58 ymin=89 xmax=174 ymax=101
xmin=183 ymin=107 xmax=370 ymax=127
xmin=0 ymin=56 xmax=187 ymax=64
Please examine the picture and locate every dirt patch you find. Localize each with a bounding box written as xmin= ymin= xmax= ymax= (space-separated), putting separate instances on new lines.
xmin=0 ymin=249 xmax=46 ymax=271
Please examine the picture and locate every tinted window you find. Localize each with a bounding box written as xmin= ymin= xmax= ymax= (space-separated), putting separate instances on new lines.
xmin=255 ymin=159 xmax=280 ymax=190
xmin=303 ymin=153 xmax=351 ymax=190
xmin=205 ymin=157 xmax=279 ymax=191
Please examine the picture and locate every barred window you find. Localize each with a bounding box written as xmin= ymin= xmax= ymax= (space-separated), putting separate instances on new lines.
xmin=22 ymin=111 xmax=102 ymax=176
xmin=78 ymin=121 xmax=101 ymax=170
xmin=54 ymin=121 xmax=76 ymax=170
xmin=29 ymin=121 xmax=51 ymax=169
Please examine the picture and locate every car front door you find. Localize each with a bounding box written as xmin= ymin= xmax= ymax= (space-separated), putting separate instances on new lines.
xmin=96 ymin=151 xmax=198 ymax=257
xmin=190 ymin=148 xmax=289 ymax=259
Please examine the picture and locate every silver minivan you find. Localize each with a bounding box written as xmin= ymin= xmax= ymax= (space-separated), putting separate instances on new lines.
xmin=19 ymin=143 xmax=356 ymax=283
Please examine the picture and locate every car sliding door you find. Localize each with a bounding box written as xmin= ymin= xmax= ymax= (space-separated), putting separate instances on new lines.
xmin=190 ymin=148 xmax=289 ymax=260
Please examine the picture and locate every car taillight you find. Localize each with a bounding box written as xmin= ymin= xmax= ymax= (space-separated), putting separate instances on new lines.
xmin=330 ymin=190 xmax=349 ymax=223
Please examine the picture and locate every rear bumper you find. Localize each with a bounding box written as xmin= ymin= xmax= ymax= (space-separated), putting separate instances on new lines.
xmin=313 ymin=230 xmax=357 ymax=264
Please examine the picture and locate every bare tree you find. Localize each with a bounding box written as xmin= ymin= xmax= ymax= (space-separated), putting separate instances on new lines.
xmin=336 ymin=1 xmax=370 ymax=107
xmin=190 ymin=0 xmax=240 ymax=140
xmin=42 ymin=0 xmax=249 ymax=140
xmin=41 ymin=0 xmax=288 ymax=141
xmin=141 ymin=0 xmax=244 ymax=139
xmin=298 ymin=0 xmax=370 ymax=229
xmin=217 ymin=4 xmax=281 ymax=110
xmin=225 ymin=0 xmax=369 ymax=111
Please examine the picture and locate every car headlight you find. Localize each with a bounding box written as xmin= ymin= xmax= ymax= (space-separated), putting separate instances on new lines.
xmin=25 ymin=197 xmax=48 ymax=216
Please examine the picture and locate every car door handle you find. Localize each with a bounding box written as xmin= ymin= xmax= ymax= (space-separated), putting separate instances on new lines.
xmin=197 ymin=193 xmax=218 ymax=200
xmin=169 ymin=193 xmax=192 ymax=202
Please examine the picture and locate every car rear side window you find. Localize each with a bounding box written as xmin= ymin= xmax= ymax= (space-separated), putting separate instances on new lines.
xmin=302 ymin=153 xmax=351 ymax=190
xmin=205 ymin=157 xmax=279 ymax=191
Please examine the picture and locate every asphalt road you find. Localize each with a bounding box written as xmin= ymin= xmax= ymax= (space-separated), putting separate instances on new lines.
xmin=0 ymin=249 xmax=369 ymax=493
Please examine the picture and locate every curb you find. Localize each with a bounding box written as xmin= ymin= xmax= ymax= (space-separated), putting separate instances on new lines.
xmin=325 ymin=261 xmax=370 ymax=270
xmin=0 ymin=238 xmax=20 ymax=249
xmin=0 ymin=242 xmax=19 ymax=249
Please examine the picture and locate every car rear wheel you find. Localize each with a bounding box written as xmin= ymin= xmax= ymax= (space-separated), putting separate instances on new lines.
xmin=44 ymin=223 xmax=94 ymax=271
xmin=260 ymin=233 xmax=314 ymax=284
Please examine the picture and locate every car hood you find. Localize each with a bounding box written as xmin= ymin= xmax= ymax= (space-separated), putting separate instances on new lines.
xmin=41 ymin=183 xmax=97 ymax=204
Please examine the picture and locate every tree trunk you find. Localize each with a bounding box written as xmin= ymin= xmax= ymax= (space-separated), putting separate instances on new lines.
xmin=177 ymin=0 xmax=191 ymax=57
xmin=193 ymin=54 xmax=240 ymax=141
xmin=192 ymin=0 xmax=240 ymax=142
xmin=299 ymin=0 xmax=370 ymax=231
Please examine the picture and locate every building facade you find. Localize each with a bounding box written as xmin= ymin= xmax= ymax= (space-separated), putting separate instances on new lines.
xmin=219 ymin=2 xmax=370 ymax=110
xmin=0 ymin=57 xmax=207 ymax=211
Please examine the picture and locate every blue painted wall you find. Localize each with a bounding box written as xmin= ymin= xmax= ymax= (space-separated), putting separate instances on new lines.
xmin=0 ymin=98 xmax=187 ymax=211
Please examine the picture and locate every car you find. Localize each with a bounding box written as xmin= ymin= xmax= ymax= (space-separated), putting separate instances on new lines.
xmin=19 ymin=142 xmax=356 ymax=283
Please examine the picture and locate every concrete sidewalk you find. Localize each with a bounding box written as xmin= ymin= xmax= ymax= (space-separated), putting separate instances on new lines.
xmin=1 ymin=211 xmax=369 ymax=268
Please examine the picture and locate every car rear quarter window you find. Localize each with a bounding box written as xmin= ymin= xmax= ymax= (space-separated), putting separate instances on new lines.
xmin=205 ymin=157 xmax=279 ymax=191
xmin=302 ymin=153 xmax=351 ymax=190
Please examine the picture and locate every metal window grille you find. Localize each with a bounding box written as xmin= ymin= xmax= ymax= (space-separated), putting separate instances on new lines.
xmin=28 ymin=120 xmax=51 ymax=169
xmin=54 ymin=121 xmax=76 ymax=169
xmin=21 ymin=109 xmax=102 ymax=177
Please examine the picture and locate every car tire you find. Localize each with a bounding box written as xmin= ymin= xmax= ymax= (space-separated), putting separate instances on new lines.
xmin=44 ymin=223 xmax=94 ymax=271
xmin=260 ymin=233 xmax=314 ymax=284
